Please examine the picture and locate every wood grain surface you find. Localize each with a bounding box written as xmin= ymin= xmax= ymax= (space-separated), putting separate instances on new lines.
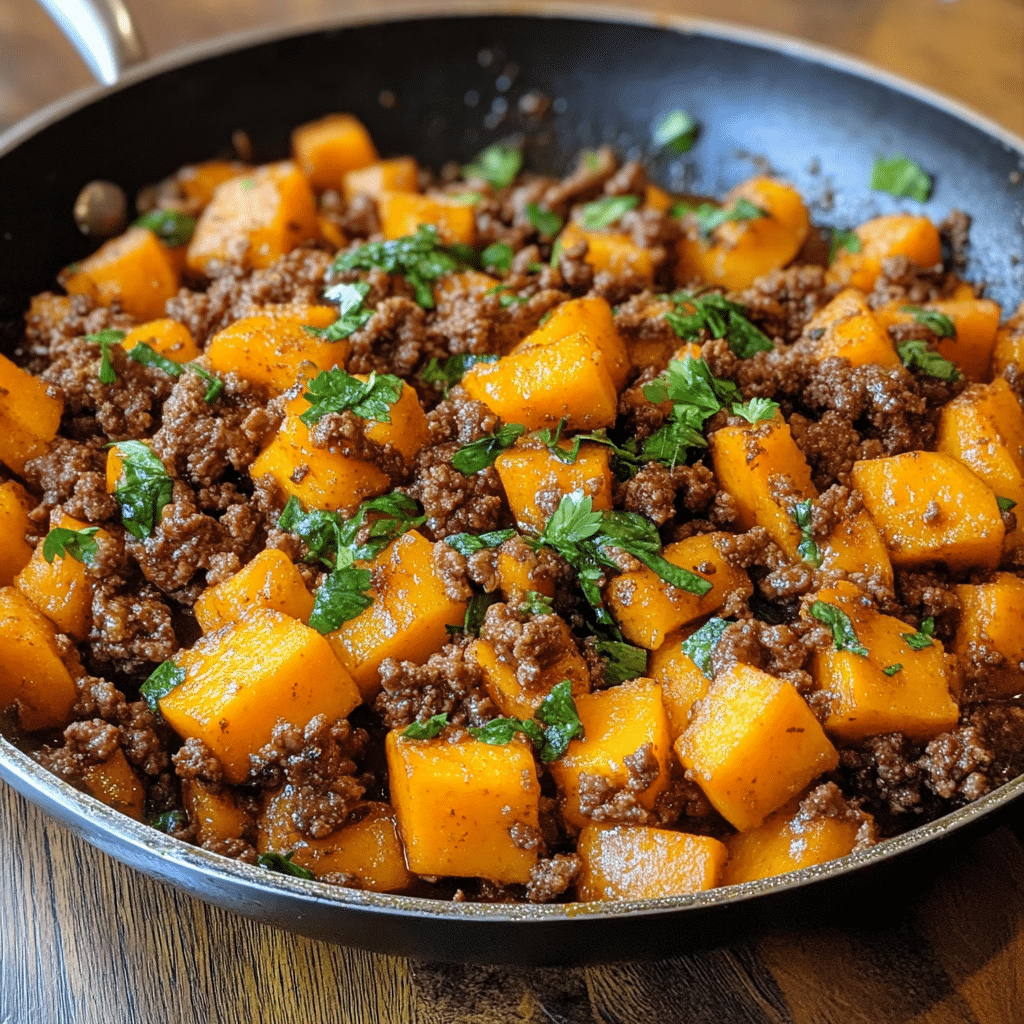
xmin=2 ymin=2 xmax=1024 ymax=1022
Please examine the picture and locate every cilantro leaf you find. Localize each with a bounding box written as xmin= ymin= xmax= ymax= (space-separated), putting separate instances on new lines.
xmin=480 ymin=241 xmax=514 ymax=275
xmin=257 ymin=851 xmax=315 ymax=880
xmin=536 ymin=422 xmax=640 ymax=478
xmin=451 ymin=423 xmax=526 ymax=474
xmin=526 ymin=203 xmax=563 ymax=237
xmin=679 ymin=617 xmax=730 ymax=679
xmin=307 ymin=281 xmax=374 ymax=340
xmin=444 ymin=529 xmax=517 ymax=556
xmin=902 ymin=305 xmax=957 ymax=339
xmin=732 ymin=398 xmax=780 ymax=424
xmin=883 ymin=664 xmax=903 ymax=677
xmin=85 ymin=328 xmax=126 ymax=384
xmin=299 ymin=369 xmax=403 ymax=426
xmin=791 ymin=499 xmax=823 ymax=569
xmin=125 ymin=342 xmax=183 ymax=378
xmin=997 ymin=496 xmax=1018 ymax=513
xmin=871 ymin=155 xmax=932 ymax=202
xmin=42 ymin=526 xmax=99 ymax=566
xmin=534 ymin=680 xmax=585 ymax=762
xmin=594 ymin=639 xmax=647 ymax=684
xmin=897 ymin=340 xmax=960 ymax=381
xmin=402 ymin=713 xmax=449 ymax=739
xmin=332 ymin=225 xmax=475 ymax=309
xmin=579 ymin=195 xmax=639 ymax=230
xmin=829 ymin=228 xmax=862 ymax=264
xmin=110 ymin=440 xmax=173 ymax=540
xmin=519 ymin=591 xmax=555 ymax=616
xmin=663 ymin=292 xmax=773 ymax=359
xmin=423 ymin=353 xmax=498 ymax=393
xmin=463 ymin=144 xmax=523 ymax=189
xmin=541 ymin=491 xmax=604 ymax=548
xmin=278 ymin=498 xmax=345 ymax=567
xmin=809 ymin=601 xmax=869 ymax=657
xmin=149 ymin=809 xmax=187 ymax=833
xmin=901 ymin=617 xmax=935 ymax=651
xmin=307 ymin=562 xmax=373 ymax=633
xmin=470 ymin=717 xmax=546 ymax=747
xmin=140 ymin=659 xmax=185 ymax=714
xmin=652 ymin=109 xmax=698 ymax=154
xmin=134 ymin=209 xmax=196 ymax=247
xmin=499 ymin=292 xmax=527 ymax=308
xmin=676 ymin=198 xmax=766 ymax=239
xmin=189 ymin=364 xmax=224 ymax=403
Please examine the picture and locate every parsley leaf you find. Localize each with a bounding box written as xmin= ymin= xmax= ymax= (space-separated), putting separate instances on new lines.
xmin=526 ymin=203 xmax=563 ymax=237
xmin=277 ymin=499 xmax=346 ymax=567
xmin=307 ymin=560 xmax=373 ymax=633
xmin=480 ymin=241 xmax=514 ymax=274
xmin=125 ymin=342 xmax=183 ymax=378
xmin=997 ymin=496 xmax=1018 ymax=513
xmin=299 ymin=369 xmax=403 ymax=426
xmin=595 ymin=639 xmax=647 ymax=684
xmin=140 ymin=660 xmax=185 ymax=714
xmin=809 ymin=601 xmax=869 ymax=657
xmin=110 ymin=440 xmax=173 ymax=540
xmin=679 ymin=617 xmax=730 ymax=679
xmin=897 ymin=340 xmax=960 ymax=381
xmin=307 ymin=281 xmax=374 ymax=340
xmin=257 ymin=851 xmax=315 ymax=880
xmin=85 ymin=328 xmax=126 ymax=384
xmin=499 ymin=292 xmax=527 ymax=308
xmin=829 ymin=227 xmax=862 ymax=264
xmin=534 ymin=680 xmax=585 ymax=762
xmin=883 ymin=663 xmax=903 ymax=677
xmin=463 ymin=144 xmax=523 ymax=189
xmin=332 ymin=225 xmax=475 ymax=309
xmin=791 ymin=499 xmax=823 ymax=569
xmin=901 ymin=617 xmax=935 ymax=651
xmin=149 ymin=809 xmax=187 ymax=833
xmin=451 ymin=423 xmax=526 ymax=474
xmin=663 ymin=292 xmax=773 ymax=359
xmin=446 ymin=592 xmax=501 ymax=638
xmin=423 ymin=353 xmax=498 ymax=392
xmin=675 ymin=198 xmax=767 ymax=239
xmin=42 ymin=525 xmax=99 ymax=565
xmin=189 ymin=364 xmax=225 ymax=403
xmin=732 ymin=398 xmax=780 ymax=424
xmin=519 ymin=591 xmax=555 ymax=616
xmin=871 ymin=155 xmax=932 ymax=202
xmin=579 ymin=195 xmax=640 ymax=230
xmin=535 ymin=422 xmax=641 ymax=479
xmin=402 ymin=713 xmax=449 ymax=739
xmin=652 ymin=109 xmax=698 ymax=154
xmin=134 ymin=209 xmax=196 ymax=247
xmin=470 ymin=717 xmax=546 ymax=748
xmin=444 ymin=529 xmax=517 ymax=556
xmin=902 ymin=305 xmax=957 ymax=339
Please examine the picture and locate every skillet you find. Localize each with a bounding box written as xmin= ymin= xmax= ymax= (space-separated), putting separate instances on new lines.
xmin=1 ymin=0 xmax=1023 ymax=966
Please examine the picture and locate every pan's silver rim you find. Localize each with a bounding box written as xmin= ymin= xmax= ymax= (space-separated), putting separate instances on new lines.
xmin=2 ymin=0 xmax=1023 ymax=926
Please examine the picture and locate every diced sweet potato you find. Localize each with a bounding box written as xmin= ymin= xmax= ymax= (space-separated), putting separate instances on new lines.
xmin=80 ymin=749 xmax=146 ymax=821
xmin=177 ymin=160 xmax=252 ymax=208
xmin=361 ymin=376 xmax=431 ymax=464
xmin=494 ymin=438 xmax=613 ymax=532
xmin=386 ymin=731 xmax=540 ymax=883
xmin=648 ymin=632 xmax=711 ymax=739
xmin=549 ymin=678 xmax=672 ymax=831
xmin=377 ymin=191 xmax=476 ymax=245
xmin=676 ymin=177 xmax=810 ymax=290
xmin=461 ymin=330 xmax=619 ymax=431
xmin=675 ymin=662 xmax=838 ymax=832
xmin=291 ymin=113 xmax=378 ymax=192
xmin=605 ymin=533 xmax=750 ymax=650
xmin=433 ymin=270 xmax=500 ymax=310
xmin=576 ymin=824 xmax=728 ymax=901
xmin=955 ymin=573 xmax=1024 ymax=698
xmin=851 ymin=451 xmax=1004 ymax=570
xmin=26 ymin=292 xmax=72 ymax=333
xmin=343 ymin=157 xmax=419 ymax=201
xmin=990 ymin=318 xmax=1024 ymax=379
xmin=821 ymin=511 xmax=895 ymax=590
xmin=160 ymin=608 xmax=362 ymax=784
xmin=60 ymin=226 xmax=179 ymax=321
xmin=121 ymin=318 xmax=199 ymax=364
xmin=0 ymin=586 xmax=78 ymax=732
xmin=495 ymin=537 xmax=557 ymax=605
xmin=183 ymin=779 xmax=250 ymax=846
xmin=802 ymin=288 xmax=899 ymax=368
xmin=559 ymin=221 xmax=655 ymax=286
xmin=709 ymin=412 xmax=816 ymax=557
xmin=0 ymin=481 xmax=35 ymax=586
xmin=644 ymin=184 xmax=674 ymax=213
xmin=806 ymin=581 xmax=959 ymax=743
xmin=0 ymin=352 xmax=64 ymax=476
xmin=186 ymin=161 xmax=319 ymax=273
xmin=193 ymin=549 xmax=314 ymax=633
xmin=827 ymin=214 xmax=942 ymax=292
xmin=326 ymin=531 xmax=467 ymax=701
xmin=259 ymin=789 xmax=411 ymax=892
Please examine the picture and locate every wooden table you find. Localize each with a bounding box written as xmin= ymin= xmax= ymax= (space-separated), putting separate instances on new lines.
xmin=2 ymin=2 xmax=1024 ymax=1021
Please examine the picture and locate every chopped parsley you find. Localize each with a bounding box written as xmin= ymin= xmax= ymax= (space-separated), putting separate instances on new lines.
xmin=125 ymin=342 xmax=183 ymax=378
xmin=519 ymin=591 xmax=554 ymax=617
xmin=462 ymin=143 xmax=523 ymax=189
xmin=594 ymin=638 xmax=647 ymax=684
xmin=189 ymin=364 xmax=225 ymax=403
xmin=451 ymin=423 xmax=526 ymax=474
xmin=307 ymin=281 xmax=374 ymax=340
xmin=140 ymin=659 xmax=185 ymax=714
xmin=549 ymin=237 xmax=564 ymax=269
xmin=299 ymin=369 xmax=403 ymax=426
xmin=902 ymin=305 xmax=957 ymax=339
xmin=422 ymin=352 xmax=498 ymax=393
xmin=307 ymin=555 xmax=373 ymax=634
xmin=469 ymin=680 xmax=584 ymax=762
xmin=526 ymin=203 xmax=563 ymax=237
xmin=871 ymin=155 xmax=932 ymax=202
xmin=402 ymin=713 xmax=449 ymax=740
xmin=149 ymin=809 xmax=187 ymax=833
xmin=579 ymin=195 xmax=639 ymax=231
xmin=901 ymin=617 xmax=935 ymax=651
xmin=679 ymin=617 xmax=731 ymax=679
xmin=663 ymin=291 xmax=773 ymax=359
xmin=809 ymin=601 xmax=869 ymax=657
xmin=257 ymin=851 xmax=315 ymax=880
xmin=134 ymin=209 xmax=196 ymax=247
xmin=897 ymin=340 xmax=960 ymax=382
xmin=535 ymin=420 xmax=640 ymax=479
xmin=732 ymin=398 xmax=780 ymax=424
xmin=444 ymin=529 xmax=516 ymax=556
xmin=652 ymin=109 xmax=699 ymax=154
xmin=110 ymin=440 xmax=173 ymax=540
xmin=829 ymin=227 xmax=862 ymax=264
xmin=446 ymin=592 xmax=501 ymax=637
xmin=883 ymin=664 xmax=903 ymax=677
xmin=499 ymin=292 xmax=528 ymax=308
xmin=675 ymin=198 xmax=767 ymax=238
xmin=42 ymin=525 xmax=99 ymax=565
xmin=480 ymin=241 xmax=514 ymax=274
xmin=85 ymin=328 xmax=126 ymax=384
xmin=997 ymin=496 xmax=1018 ymax=513
xmin=790 ymin=500 xmax=823 ymax=569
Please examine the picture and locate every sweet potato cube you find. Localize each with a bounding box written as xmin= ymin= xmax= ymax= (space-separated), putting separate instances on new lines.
xmin=461 ymin=330 xmax=619 ymax=431
xmin=360 ymin=376 xmax=431 ymax=465
xmin=343 ymin=157 xmax=419 ymax=201
xmin=495 ymin=439 xmax=613 ymax=533
xmin=720 ymin=795 xmax=869 ymax=886
xmin=645 ymin=184 xmax=674 ymax=212
xmin=549 ymin=679 xmax=672 ymax=831
xmin=806 ymin=582 xmax=959 ymax=743
xmin=160 ymin=609 xmax=361 ymax=784
xmin=183 ymin=779 xmax=250 ymax=846
xmin=291 ymin=114 xmax=378 ymax=192
xmin=991 ymin=317 xmax=1024 ymax=379
xmin=676 ymin=177 xmax=810 ymax=290
xmin=26 ymin=292 xmax=73 ymax=333
xmin=177 ymin=160 xmax=251 ymax=208
xmin=386 ymin=732 xmax=540 ymax=883
xmin=576 ymin=824 xmax=728 ymax=901
xmin=955 ymin=573 xmax=1024 ymax=697
xmin=605 ymin=533 xmax=749 ymax=650
xmin=193 ymin=549 xmax=314 ymax=633
xmin=326 ymin=531 xmax=467 ymax=701
xmin=676 ymin=663 xmax=838 ymax=832
xmin=0 ymin=586 xmax=78 ymax=732
xmin=258 ymin=789 xmax=411 ymax=891
xmin=851 ymin=451 xmax=1004 ymax=570
xmin=0 ymin=481 xmax=35 ymax=586
xmin=186 ymin=161 xmax=319 ymax=273
xmin=513 ymin=296 xmax=630 ymax=390
xmin=60 ymin=225 xmax=179 ymax=321
xmin=821 ymin=511 xmax=895 ymax=590
xmin=80 ymin=748 xmax=145 ymax=821
xmin=559 ymin=221 xmax=655 ymax=286
xmin=495 ymin=538 xmax=557 ymax=605
xmin=709 ymin=412 xmax=817 ymax=557
xmin=0 ymin=352 xmax=64 ymax=475
xmin=802 ymin=288 xmax=899 ymax=369
xmin=205 ymin=305 xmax=344 ymax=393
xmin=648 ymin=633 xmax=712 ymax=739
xmin=121 ymin=318 xmax=199 ymax=364
xmin=377 ymin=191 xmax=476 ymax=245
xmin=827 ymin=214 xmax=942 ymax=292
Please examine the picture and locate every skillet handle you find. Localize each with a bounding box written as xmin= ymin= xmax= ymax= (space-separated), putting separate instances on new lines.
xmin=37 ymin=0 xmax=146 ymax=85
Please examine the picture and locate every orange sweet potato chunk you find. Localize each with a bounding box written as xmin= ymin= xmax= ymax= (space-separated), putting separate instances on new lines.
xmin=0 ymin=586 xmax=78 ymax=732
xmin=676 ymin=663 xmax=838 ymax=832
xmin=851 ymin=451 xmax=1004 ymax=570
xmin=648 ymin=632 xmax=711 ymax=739
xmin=0 ymin=352 xmax=64 ymax=476
xmin=827 ymin=214 xmax=942 ymax=292
xmin=386 ymin=732 xmax=540 ymax=883
xmin=160 ymin=608 xmax=361 ymax=784
xmin=955 ymin=573 xmax=1024 ymax=698
xmin=605 ymin=533 xmax=750 ymax=650
xmin=80 ymin=749 xmax=146 ymax=821
xmin=121 ymin=318 xmax=199 ymax=364
xmin=802 ymin=288 xmax=899 ymax=369
xmin=343 ymin=157 xmax=419 ymax=201
xmin=291 ymin=114 xmax=378 ymax=192
xmin=495 ymin=537 xmax=557 ymax=605
xmin=377 ymin=191 xmax=476 ymax=245
xmin=183 ymin=779 xmax=251 ymax=846
xmin=559 ymin=222 xmax=655 ymax=286
xmin=0 ymin=481 xmax=35 ymax=586
xmin=990 ymin=313 xmax=1024 ymax=379
xmin=576 ymin=825 xmax=728 ymax=901
xmin=186 ymin=161 xmax=319 ymax=273
xmin=361 ymin=375 xmax=431 ymax=465
xmin=821 ymin=511 xmax=895 ymax=591
xmin=177 ymin=160 xmax=252 ymax=208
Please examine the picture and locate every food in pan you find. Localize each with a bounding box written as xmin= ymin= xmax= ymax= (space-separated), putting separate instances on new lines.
xmin=1 ymin=110 xmax=1022 ymax=903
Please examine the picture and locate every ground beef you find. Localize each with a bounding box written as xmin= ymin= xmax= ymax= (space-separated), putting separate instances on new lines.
xmin=478 ymin=604 xmax=578 ymax=691
xmin=87 ymin=579 xmax=178 ymax=676
xmin=406 ymin=443 xmax=507 ymax=538
xmin=735 ymin=264 xmax=834 ymax=342
xmin=424 ymin=391 xmax=499 ymax=446
xmin=526 ymin=854 xmax=581 ymax=903
xmin=838 ymin=733 xmax=933 ymax=833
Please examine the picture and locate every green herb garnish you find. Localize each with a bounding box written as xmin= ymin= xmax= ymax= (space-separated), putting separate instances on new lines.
xmin=189 ymin=364 xmax=225 ymax=403
xmin=732 ymin=398 xmax=780 ymax=424
xmin=663 ymin=291 xmax=773 ymax=359
xmin=675 ymin=198 xmax=766 ymax=238
xmin=110 ymin=440 xmax=173 ymax=539
xmin=579 ymin=195 xmax=640 ymax=230
xmin=463 ymin=144 xmax=523 ymax=189
xmin=307 ymin=556 xmax=374 ymax=633
xmin=125 ymin=342 xmax=183 ymax=378
xmin=901 ymin=617 xmax=935 ymax=651
xmin=902 ymin=305 xmax=956 ymax=339
xmin=402 ymin=713 xmax=449 ymax=740
xmin=519 ymin=591 xmax=555 ymax=616
xmin=883 ymin=664 xmax=903 ymax=677
xmin=480 ymin=241 xmax=515 ymax=275
xmin=997 ymin=496 xmax=1018 ymax=513
xmin=469 ymin=680 xmax=584 ymax=762
xmin=594 ymin=639 xmax=647 ymax=684
xmin=85 ymin=328 xmax=126 ymax=385
xmin=423 ymin=353 xmax=499 ymax=393
xmin=451 ymin=423 xmax=526 ymax=475
xmin=42 ymin=525 xmax=99 ymax=565
xmin=791 ymin=500 xmax=823 ymax=569
xmin=307 ymin=281 xmax=374 ymax=340
xmin=444 ymin=529 xmax=517 ymax=557
xmin=897 ymin=340 xmax=960 ymax=382
xmin=679 ymin=617 xmax=730 ymax=679
xmin=871 ymin=155 xmax=932 ymax=202
xmin=652 ymin=110 xmax=698 ymax=154
xmin=140 ymin=659 xmax=185 ymax=714
xmin=149 ymin=810 xmax=187 ymax=833
xmin=809 ymin=601 xmax=869 ymax=657
xmin=257 ymin=851 xmax=316 ymax=880
xmin=134 ymin=209 xmax=196 ymax=247
xmin=828 ymin=228 xmax=862 ymax=264
xmin=299 ymin=369 xmax=403 ymax=426
xmin=526 ymin=203 xmax=563 ymax=237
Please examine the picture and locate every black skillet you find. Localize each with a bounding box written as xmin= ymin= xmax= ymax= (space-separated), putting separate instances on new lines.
xmin=1 ymin=3 xmax=1024 ymax=966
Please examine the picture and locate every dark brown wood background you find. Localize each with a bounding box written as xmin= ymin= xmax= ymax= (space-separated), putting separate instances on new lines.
xmin=2 ymin=2 xmax=1023 ymax=1021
